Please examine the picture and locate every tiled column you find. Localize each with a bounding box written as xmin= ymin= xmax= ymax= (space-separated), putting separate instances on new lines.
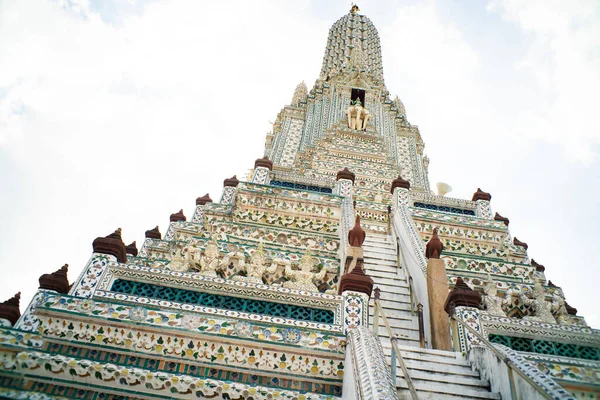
xmin=445 ymin=277 xmax=485 ymax=353
xmin=472 ymin=188 xmax=492 ymax=219
xmin=391 ymin=175 xmax=410 ymax=213
xmin=220 ymin=175 xmax=240 ymax=204
xmin=251 ymin=156 xmax=273 ymax=185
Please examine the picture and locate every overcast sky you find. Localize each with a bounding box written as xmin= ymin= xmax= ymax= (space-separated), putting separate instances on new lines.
xmin=0 ymin=0 xmax=598 ymax=328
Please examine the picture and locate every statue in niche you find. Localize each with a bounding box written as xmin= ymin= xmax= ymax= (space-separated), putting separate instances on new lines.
xmin=520 ymin=282 xmax=556 ymax=324
xmin=345 ymin=98 xmax=370 ymax=131
xmin=198 ymin=235 xmax=229 ymax=277
xmin=233 ymin=242 xmax=280 ymax=284
xmin=482 ymin=275 xmax=506 ymax=317
xmin=283 ymin=250 xmax=328 ymax=292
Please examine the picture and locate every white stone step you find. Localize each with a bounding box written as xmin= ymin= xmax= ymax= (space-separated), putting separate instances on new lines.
xmin=370 ymin=280 xmax=411 ymax=293
xmin=398 ymin=369 xmax=491 ymax=388
xmin=364 ymin=260 xmax=401 ymax=272
xmin=363 ymin=242 xmax=396 ymax=251
xmin=366 ymin=270 xmax=408 ymax=284
xmin=364 ymin=251 xmax=397 ymax=261
xmin=397 ymin=380 xmax=500 ymax=400
xmin=370 ymin=308 xmax=415 ymax=323
xmin=363 ymin=258 xmax=399 ymax=268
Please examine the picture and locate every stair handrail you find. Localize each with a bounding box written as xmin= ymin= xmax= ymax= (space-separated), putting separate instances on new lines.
xmin=395 ymin=236 xmax=415 ymax=315
xmin=395 ymin=236 xmax=426 ymax=347
xmin=450 ymin=314 xmax=555 ymax=400
xmin=374 ymin=294 xmax=419 ymax=400
xmin=390 ymin=208 xmax=432 ymax=348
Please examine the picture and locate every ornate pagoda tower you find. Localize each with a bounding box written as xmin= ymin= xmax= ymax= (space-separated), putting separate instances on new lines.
xmin=0 ymin=6 xmax=598 ymax=400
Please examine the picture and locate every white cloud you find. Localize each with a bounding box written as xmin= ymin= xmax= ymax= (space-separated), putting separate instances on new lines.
xmin=488 ymin=0 xmax=600 ymax=162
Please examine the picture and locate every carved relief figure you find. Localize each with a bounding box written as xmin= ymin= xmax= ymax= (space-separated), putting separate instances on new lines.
xmin=551 ymin=294 xmax=571 ymax=325
xmin=198 ymin=235 xmax=229 ymax=277
xmin=520 ymin=282 xmax=556 ymax=324
xmin=482 ymin=275 xmax=506 ymax=317
xmin=232 ymin=243 xmax=280 ymax=284
xmin=283 ymin=251 xmax=327 ymax=292
xmin=168 ymin=244 xmax=188 ymax=272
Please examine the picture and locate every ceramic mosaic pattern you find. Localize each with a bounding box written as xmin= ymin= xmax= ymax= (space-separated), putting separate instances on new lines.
xmin=454 ymin=306 xmax=487 ymax=353
xmin=482 ymin=314 xmax=600 ymax=347
xmin=523 ymin=354 xmax=600 ymax=388
xmin=3 ymin=351 xmax=339 ymax=400
xmin=251 ymin=166 xmax=270 ymax=184
xmin=68 ymin=256 xmax=110 ymax=299
xmin=36 ymin=295 xmax=345 ymax=349
xmin=279 ymin=117 xmax=305 ymax=167
xmin=347 ymin=327 xmax=397 ymax=400
xmin=342 ymin=292 xmax=369 ymax=334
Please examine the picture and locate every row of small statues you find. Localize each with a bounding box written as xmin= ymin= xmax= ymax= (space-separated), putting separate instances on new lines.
xmin=163 ymin=236 xmax=328 ymax=292
xmin=344 ymin=99 xmax=371 ymax=131
xmin=482 ymin=276 xmax=575 ymax=325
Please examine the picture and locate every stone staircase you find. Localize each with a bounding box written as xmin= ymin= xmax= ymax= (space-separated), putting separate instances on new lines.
xmin=363 ymin=233 xmax=501 ymax=400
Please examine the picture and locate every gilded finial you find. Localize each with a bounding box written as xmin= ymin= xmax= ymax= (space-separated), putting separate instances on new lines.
xmin=351 ymin=4 xmax=360 ymax=14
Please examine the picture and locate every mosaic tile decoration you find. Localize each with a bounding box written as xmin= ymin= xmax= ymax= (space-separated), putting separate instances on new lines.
xmin=110 ymin=278 xmax=335 ymax=324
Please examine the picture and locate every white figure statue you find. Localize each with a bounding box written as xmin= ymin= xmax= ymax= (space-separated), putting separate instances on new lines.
xmin=360 ymin=108 xmax=371 ymax=130
xmin=520 ymin=282 xmax=556 ymax=324
xmin=233 ymin=243 xmax=278 ymax=284
xmin=283 ymin=251 xmax=328 ymax=292
xmin=482 ymin=275 xmax=506 ymax=317
xmin=182 ymin=242 xmax=201 ymax=270
xmin=198 ymin=235 xmax=229 ymax=277
xmin=345 ymin=105 xmax=355 ymax=129
xmin=552 ymin=294 xmax=571 ymax=325
xmin=168 ymin=244 xmax=188 ymax=272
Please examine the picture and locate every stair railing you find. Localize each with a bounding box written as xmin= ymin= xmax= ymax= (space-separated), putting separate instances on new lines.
xmin=450 ymin=314 xmax=555 ymax=400
xmin=396 ymin=237 xmax=426 ymax=348
xmin=373 ymin=291 xmax=419 ymax=400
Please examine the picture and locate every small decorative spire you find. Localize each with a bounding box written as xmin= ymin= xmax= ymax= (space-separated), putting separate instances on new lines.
xmin=350 ymin=4 xmax=360 ymax=14
xmin=444 ymin=277 xmax=482 ymax=314
xmin=338 ymin=258 xmax=374 ymax=297
xmin=513 ymin=237 xmax=528 ymax=250
xmin=170 ymin=209 xmax=186 ymax=222
xmin=39 ymin=264 xmax=70 ymax=294
xmin=145 ymin=226 xmax=161 ymax=240
xmin=0 ymin=293 xmax=21 ymax=325
xmin=92 ymin=228 xmax=127 ymax=263
xmin=291 ymin=81 xmax=308 ymax=107
xmin=425 ymin=227 xmax=444 ymax=259
xmin=223 ymin=175 xmax=240 ymax=187
xmin=254 ymin=156 xmax=273 ymax=170
xmin=472 ymin=188 xmax=492 ymax=202
xmin=494 ymin=212 xmax=510 ymax=226
xmin=348 ymin=216 xmax=366 ymax=247
xmin=196 ymin=193 xmax=213 ymax=206
xmin=126 ymin=241 xmax=138 ymax=257
xmin=336 ymin=167 xmax=356 ymax=183
xmin=390 ymin=175 xmax=410 ymax=192
xmin=531 ymin=259 xmax=545 ymax=272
